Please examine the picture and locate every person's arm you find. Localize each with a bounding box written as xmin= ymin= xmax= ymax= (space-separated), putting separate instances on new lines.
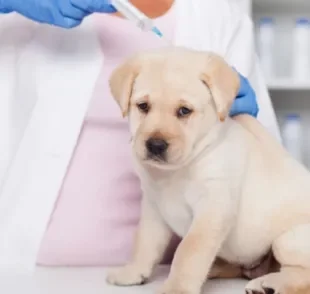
xmin=224 ymin=2 xmax=281 ymax=141
xmin=0 ymin=0 xmax=116 ymax=28
xmin=219 ymin=0 xmax=281 ymax=140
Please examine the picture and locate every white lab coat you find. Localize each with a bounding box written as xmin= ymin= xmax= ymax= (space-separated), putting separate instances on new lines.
xmin=0 ymin=0 xmax=280 ymax=273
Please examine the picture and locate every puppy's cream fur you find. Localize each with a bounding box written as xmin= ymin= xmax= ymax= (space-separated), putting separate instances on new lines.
xmin=107 ymin=47 xmax=310 ymax=294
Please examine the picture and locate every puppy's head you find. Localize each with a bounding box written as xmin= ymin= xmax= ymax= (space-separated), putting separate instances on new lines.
xmin=109 ymin=48 xmax=239 ymax=168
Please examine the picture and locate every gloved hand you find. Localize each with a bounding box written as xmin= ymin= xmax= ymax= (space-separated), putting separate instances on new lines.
xmin=0 ymin=0 xmax=116 ymax=28
xmin=230 ymin=72 xmax=259 ymax=118
xmin=70 ymin=0 xmax=116 ymax=13
xmin=0 ymin=6 xmax=13 ymax=13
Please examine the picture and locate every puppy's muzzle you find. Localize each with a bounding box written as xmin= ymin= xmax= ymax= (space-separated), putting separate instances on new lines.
xmin=146 ymin=138 xmax=169 ymax=160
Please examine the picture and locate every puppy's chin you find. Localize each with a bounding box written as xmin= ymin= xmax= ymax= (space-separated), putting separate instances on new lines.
xmin=135 ymin=151 xmax=170 ymax=168
xmin=136 ymin=151 xmax=191 ymax=171
xmin=143 ymin=158 xmax=182 ymax=171
xmin=144 ymin=157 xmax=169 ymax=168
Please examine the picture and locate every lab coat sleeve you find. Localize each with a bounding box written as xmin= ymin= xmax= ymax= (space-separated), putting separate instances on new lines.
xmin=175 ymin=0 xmax=281 ymax=142
xmin=225 ymin=4 xmax=282 ymax=142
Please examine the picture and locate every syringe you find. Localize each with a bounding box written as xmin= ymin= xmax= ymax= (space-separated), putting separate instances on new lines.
xmin=110 ymin=0 xmax=164 ymax=38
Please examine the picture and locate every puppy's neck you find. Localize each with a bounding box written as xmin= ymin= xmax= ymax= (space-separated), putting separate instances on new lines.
xmin=189 ymin=117 xmax=235 ymax=161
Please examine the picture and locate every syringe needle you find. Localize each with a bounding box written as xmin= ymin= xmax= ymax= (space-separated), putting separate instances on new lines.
xmin=111 ymin=0 xmax=166 ymax=40
xmin=152 ymin=27 xmax=163 ymax=37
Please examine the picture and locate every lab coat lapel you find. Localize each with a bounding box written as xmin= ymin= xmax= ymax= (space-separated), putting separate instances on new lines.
xmin=0 ymin=14 xmax=102 ymax=273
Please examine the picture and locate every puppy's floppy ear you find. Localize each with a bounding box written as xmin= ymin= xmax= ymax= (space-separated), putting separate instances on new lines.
xmin=109 ymin=57 xmax=141 ymax=117
xmin=200 ymin=54 xmax=240 ymax=122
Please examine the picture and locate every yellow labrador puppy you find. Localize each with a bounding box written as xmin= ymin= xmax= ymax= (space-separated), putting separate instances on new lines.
xmin=106 ymin=47 xmax=310 ymax=294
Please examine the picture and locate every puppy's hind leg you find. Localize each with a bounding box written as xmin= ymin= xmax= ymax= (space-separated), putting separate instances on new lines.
xmin=209 ymin=253 xmax=279 ymax=281
xmin=245 ymin=224 xmax=310 ymax=294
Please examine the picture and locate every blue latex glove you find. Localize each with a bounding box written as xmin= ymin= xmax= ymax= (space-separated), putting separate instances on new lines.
xmin=229 ymin=72 xmax=259 ymax=118
xmin=71 ymin=0 xmax=116 ymax=13
xmin=0 ymin=7 xmax=13 ymax=13
xmin=0 ymin=0 xmax=115 ymax=28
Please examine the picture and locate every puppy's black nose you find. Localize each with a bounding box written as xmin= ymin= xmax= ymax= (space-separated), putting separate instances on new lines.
xmin=146 ymin=138 xmax=169 ymax=156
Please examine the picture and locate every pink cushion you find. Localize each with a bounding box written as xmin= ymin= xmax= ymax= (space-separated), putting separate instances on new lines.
xmin=37 ymin=10 xmax=176 ymax=266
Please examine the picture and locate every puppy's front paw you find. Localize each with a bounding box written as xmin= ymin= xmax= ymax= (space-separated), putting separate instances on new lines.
xmin=106 ymin=265 xmax=150 ymax=286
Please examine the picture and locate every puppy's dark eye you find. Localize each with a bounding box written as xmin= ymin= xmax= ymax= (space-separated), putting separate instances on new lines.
xmin=137 ymin=102 xmax=150 ymax=113
xmin=177 ymin=107 xmax=192 ymax=118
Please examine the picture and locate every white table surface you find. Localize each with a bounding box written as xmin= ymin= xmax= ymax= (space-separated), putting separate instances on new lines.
xmin=0 ymin=266 xmax=247 ymax=294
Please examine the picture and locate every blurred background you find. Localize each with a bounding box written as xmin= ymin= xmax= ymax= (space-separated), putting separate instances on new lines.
xmin=250 ymin=0 xmax=310 ymax=167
